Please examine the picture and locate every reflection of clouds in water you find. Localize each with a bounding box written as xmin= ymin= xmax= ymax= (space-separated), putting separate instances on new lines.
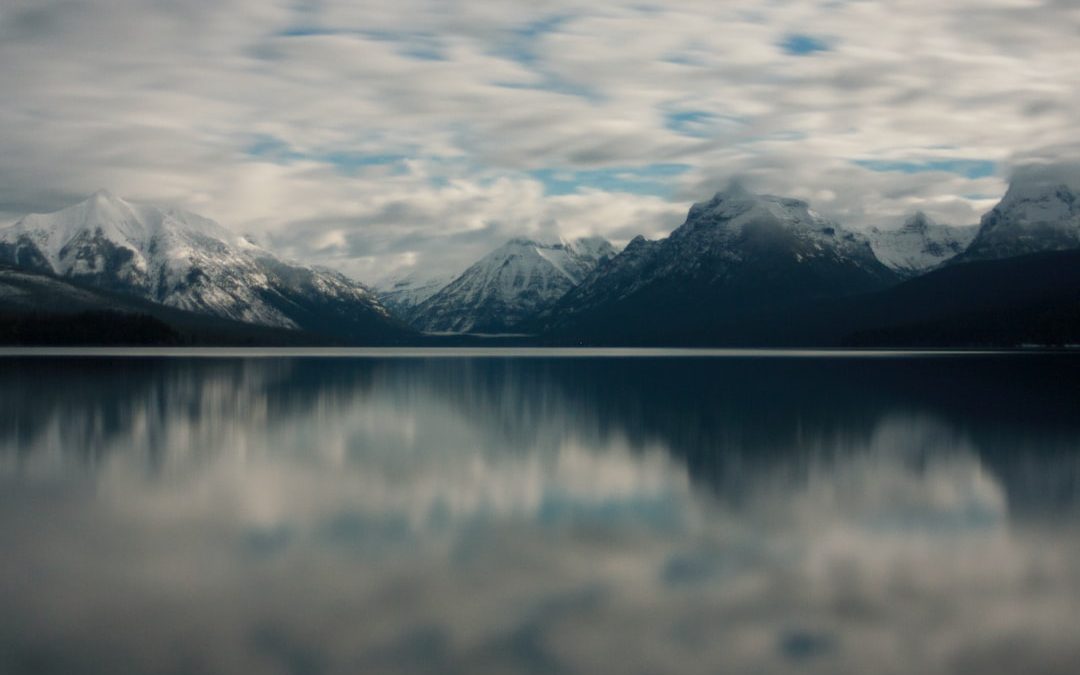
xmin=784 ymin=415 xmax=1007 ymax=535
xmin=1 ymin=358 xmax=1080 ymax=674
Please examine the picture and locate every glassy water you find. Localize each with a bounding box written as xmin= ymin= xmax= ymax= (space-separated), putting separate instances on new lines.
xmin=2 ymin=352 xmax=1079 ymax=675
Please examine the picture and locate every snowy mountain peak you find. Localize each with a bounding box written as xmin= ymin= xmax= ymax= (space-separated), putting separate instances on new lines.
xmin=569 ymin=235 xmax=617 ymax=263
xmin=619 ymin=235 xmax=658 ymax=262
xmin=0 ymin=192 xmax=402 ymax=339
xmin=705 ymin=181 xmax=804 ymax=210
xmin=688 ymin=183 xmax=764 ymax=221
xmin=479 ymin=238 xmax=588 ymax=286
xmin=78 ymin=188 xmax=135 ymax=217
xmin=498 ymin=235 xmax=614 ymax=260
xmin=957 ymin=169 xmax=1080 ymax=262
xmin=374 ymin=269 xmax=457 ymax=318
xmin=504 ymin=236 xmax=544 ymax=248
xmin=5 ymin=191 xmax=246 ymax=276
xmin=535 ymin=186 xmax=899 ymax=341
xmin=999 ymin=163 xmax=1080 ymax=205
xmin=408 ymin=235 xmax=617 ymax=334
xmin=671 ymin=185 xmax=885 ymax=269
xmin=901 ymin=211 xmax=933 ymax=233
xmin=997 ymin=181 xmax=1077 ymax=224
xmin=683 ymin=184 xmax=828 ymax=239
xmin=90 ymin=187 xmax=120 ymax=202
xmin=709 ymin=180 xmax=754 ymax=203
xmin=867 ymin=214 xmax=976 ymax=276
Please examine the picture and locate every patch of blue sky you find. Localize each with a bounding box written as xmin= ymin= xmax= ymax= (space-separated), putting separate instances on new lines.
xmin=530 ymin=164 xmax=691 ymax=197
xmin=661 ymin=53 xmax=705 ymax=66
xmin=399 ymin=44 xmax=446 ymax=61
xmin=246 ymin=135 xmax=304 ymax=163
xmin=664 ymin=110 xmax=745 ymax=138
xmin=246 ymin=135 xmax=413 ymax=175
xmin=626 ymin=4 xmax=665 ymax=15
xmin=491 ymin=78 xmax=599 ymax=101
xmin=274 ymin=25 xmax=447 ymax=61
xmin=660 ymin=38 xmax=713 ymax=67
xmin=666 ymin=110 xmax=713 ymax=137
xmin=489 ymin=15 xmax=599 ymax=101
xmin=322 ymin=152 xmax=411 ymax=175
xmin=855 ymin=159 xmax=997 ymax=179
xmin=360 ymin=30 xmax=447 ymax=61
xmin=779 ymin=34 xmax=831 ymax=56
xmin=275 ymin=26 xmax=337 ymax=38
xmin=502 ymin=15 xmax=573 ymax=66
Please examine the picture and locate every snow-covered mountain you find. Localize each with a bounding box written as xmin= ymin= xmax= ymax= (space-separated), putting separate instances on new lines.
xmin=955 ymin=174 xmax=1080 ymax=262
xmin=536 ymin=184 xmax=899 ymax=343
xmin=374 ymin=271 xmax=456 ymax=321
xmin=866 ymin=212 xmax=977 ymax=276
xmin=410 ymin=236 xmax=616 ymax=333
xmin=0 ymin=190 xmax=409 ymax=342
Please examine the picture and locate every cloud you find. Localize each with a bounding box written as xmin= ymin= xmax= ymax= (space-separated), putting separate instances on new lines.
xmin=0 ymin=0 xmax=1077 ymax=281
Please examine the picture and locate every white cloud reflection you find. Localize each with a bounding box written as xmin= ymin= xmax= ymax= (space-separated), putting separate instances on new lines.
xmin=1 ymin=357 xmax=1080 ymax=674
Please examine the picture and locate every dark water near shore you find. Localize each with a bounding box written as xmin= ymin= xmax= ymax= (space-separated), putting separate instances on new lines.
xmin=2 ymin=352 xmax=1080 ymax=674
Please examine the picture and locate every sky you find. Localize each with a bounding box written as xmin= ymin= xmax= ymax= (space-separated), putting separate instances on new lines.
xmin=1 ymin=0 xmax=1079 ymax=283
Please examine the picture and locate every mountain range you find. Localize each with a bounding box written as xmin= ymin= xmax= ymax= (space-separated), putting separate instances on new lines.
xmin=0 ymin=190 xmax=410 ymax=344
xmin=2 ymin=172 xmax=1079 ymax=347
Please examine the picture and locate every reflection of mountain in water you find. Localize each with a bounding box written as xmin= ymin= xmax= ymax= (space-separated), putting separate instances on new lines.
xmin=3 ymin=354 xmax=1080 ymax=675
xmin=412 ymin=356 xmax=1080 ymax=518
xmin=0 ymin=358 xmax=379 ymax=470
xmin=2 ymin=355 xmax=1080 ymax=517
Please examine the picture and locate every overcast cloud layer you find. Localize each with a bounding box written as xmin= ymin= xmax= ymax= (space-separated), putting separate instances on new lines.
xmin=1 ymin=0 xmax=1079 ymax=281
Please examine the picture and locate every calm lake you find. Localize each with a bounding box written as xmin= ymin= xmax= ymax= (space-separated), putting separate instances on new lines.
xmin=2 ymin=350 xmax=1079 ymax=674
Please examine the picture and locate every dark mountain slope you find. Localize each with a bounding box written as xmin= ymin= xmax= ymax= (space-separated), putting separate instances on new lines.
xmin=0 ymin=265 xmax=351 ymax=345
xmin=534 ymin=185 xmax=899 ymax=344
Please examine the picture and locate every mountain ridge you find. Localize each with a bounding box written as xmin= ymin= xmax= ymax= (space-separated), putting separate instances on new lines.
xmin=0 ymin=191 xmax=412 ymax=343
xmin=5 ymin=169 xmax=1080 ymax=348
xmin=533 ymin=184 xmax=899 ymax=342
xmin=0 ymin=263 xmax=346 ymax=345
xmin=867 ymin=212 xmax=977 ymax=276
xmin=955 ymin=174 xmax=1080 ymax=262
xmin=409 ymin=235 xmax=616 ymax=333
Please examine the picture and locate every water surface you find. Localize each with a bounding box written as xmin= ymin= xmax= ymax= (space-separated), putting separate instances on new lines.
xmin=2 ymin=352 xmax=1079 ymax=674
